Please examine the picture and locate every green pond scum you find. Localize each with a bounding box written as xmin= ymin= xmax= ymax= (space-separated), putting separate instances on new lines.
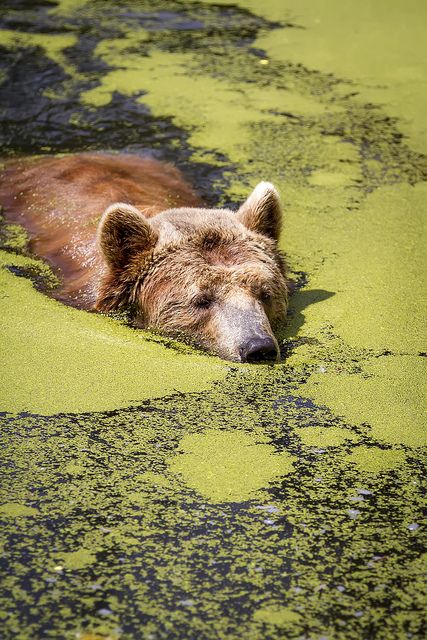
xmin=0 ymin=0 xmax=426 ymax=638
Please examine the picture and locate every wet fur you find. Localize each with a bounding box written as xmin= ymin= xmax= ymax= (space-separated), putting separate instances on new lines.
xmin=0 ymin=153 xmax=201 ymax=308
xmin=0 ymin=153 xmax=289 ymax=360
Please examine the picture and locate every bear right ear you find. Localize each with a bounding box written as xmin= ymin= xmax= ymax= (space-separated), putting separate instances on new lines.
xmin=236 ymin=182 xmax=282 ymax=241
xmin=98 ymin=203 xmax=158 ymax=270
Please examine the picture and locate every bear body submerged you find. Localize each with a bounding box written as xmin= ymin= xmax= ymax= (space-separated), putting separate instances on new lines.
xmin=0 ymin=154 xmax=202 ymax=309
xmin=0 ymin=153 xmax=289 ymax=361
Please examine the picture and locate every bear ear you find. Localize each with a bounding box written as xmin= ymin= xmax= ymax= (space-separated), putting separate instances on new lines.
xmin=236 ymin=182 xmax=282 ymax=241
xmin=98 ymin=203 xmax=158 ymax=270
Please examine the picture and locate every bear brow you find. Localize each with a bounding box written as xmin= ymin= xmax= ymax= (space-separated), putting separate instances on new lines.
xmin=196 ymin=270 xmax=222 ymax=291
xmin=231 ymin=264 xmax=275 ymax=286
xmin=200 ymin=227 xmax=239 ymax=249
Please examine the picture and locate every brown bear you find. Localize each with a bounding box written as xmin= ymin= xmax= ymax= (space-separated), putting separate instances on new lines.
xmin=0 ymin=153 xmax=289 ymax=361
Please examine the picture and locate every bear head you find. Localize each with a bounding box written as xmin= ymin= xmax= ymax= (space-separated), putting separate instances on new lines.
xmin=95 ymin=182 xmax=289 ymax=362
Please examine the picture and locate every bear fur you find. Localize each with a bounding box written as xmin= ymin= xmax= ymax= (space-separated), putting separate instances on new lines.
xmin=0 ymin=153 xmax=289 ymax=361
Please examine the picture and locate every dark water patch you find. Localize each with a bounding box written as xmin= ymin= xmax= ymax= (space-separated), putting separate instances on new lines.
xmin=0 ymin=40 xmax=228 ymax=205
xmin=5 ymin=263 xmax=59 ymax=292
xmin=0 ymin=0 xmax=278 ymax=204
xmin=0 ymin=0 xmax=56 ymax=7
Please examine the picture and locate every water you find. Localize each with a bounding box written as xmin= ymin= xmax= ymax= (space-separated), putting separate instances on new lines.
xmin=0 ymin=1 xmax=426 ymax=639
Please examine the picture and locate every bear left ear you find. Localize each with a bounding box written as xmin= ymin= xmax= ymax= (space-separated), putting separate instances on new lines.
xmin=236 ymin=182 xmax=282 ymax=241
xmin=97 ymin=202 xmax=158 ymax=270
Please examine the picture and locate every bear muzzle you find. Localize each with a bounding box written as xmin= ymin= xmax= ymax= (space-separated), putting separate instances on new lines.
xmin=211 ymin=295 xmax=279 ymax=363
xmin=239 ymin=336 xmax=279 ymax=363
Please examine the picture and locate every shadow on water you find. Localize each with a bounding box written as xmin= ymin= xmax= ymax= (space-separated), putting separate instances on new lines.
xmin=283 ymin=288 xmax=335 ymax=339
xmin=246 ymin=287 xmax=336 ymax=364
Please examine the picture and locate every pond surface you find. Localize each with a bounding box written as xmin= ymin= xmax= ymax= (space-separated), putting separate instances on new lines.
xmin=0 ymin=1 xmax=426 ymax=639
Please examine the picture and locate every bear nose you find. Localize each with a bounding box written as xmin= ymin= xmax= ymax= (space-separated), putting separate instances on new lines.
xmin=239 ymin=337 xmax=279 ymax=363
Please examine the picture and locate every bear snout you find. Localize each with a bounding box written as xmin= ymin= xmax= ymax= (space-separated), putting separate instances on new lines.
xmin=239 ymin=335 xmax=279 ymax=363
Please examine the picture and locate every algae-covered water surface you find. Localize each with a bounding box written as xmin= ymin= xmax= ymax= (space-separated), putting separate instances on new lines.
xmin=0 ymin=1 xmax=426 ymax=638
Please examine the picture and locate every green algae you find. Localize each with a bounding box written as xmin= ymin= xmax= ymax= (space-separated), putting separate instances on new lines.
xmin=64 ymin=462 xmax=86 ymax=476
xmin=300 ymin=355 xmax=427 ymax=448
xmin=0 ymin=367 xmax=425 ymax=639
xmin=81 ymin=42 xmax=345 ymax=178
xmin=49 ymin=0 xmax=89 ymax=15
xmin=346 ymin=446 xmax=407 ymax=474
xmin=308 ymin=170 xmax=354 ymax=187
xmin=169 ymin=429 xmax=296 ymax=502
xmin=76 ymin=635 xmax=118 ymax=640
xmin=82 ymin=49 xmax=277 ymax=163
xmin=290 ymin=184 xmax=427 ymax=353
xmin=61 ymin=548 xmax=96 ymax=570
xmin=0 ymin=220 xmax=29 ymax=253
xmin=241 ymin=0 xmax=427 ymax=153
xmin=253 ymin=606 xmax=301 ymax=626
xmin=92 ymin=29 xmax=151 ymax=70
xmin=0 ymin=503 xmax=39 ymax=517
xmin=0 ymin=1 xmax=426 ymax=638
xmin=286 ymin=174 xmax=426 ymax=447
xmin=0 ymin=251 xmax=225 ymax=415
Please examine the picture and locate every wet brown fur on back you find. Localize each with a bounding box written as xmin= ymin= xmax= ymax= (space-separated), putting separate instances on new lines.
xmin=0 ymin=153 xmax=202 ymax=308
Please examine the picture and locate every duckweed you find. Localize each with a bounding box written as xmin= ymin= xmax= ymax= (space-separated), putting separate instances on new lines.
xmin=0 ymin=1 xmax=425 ymax=638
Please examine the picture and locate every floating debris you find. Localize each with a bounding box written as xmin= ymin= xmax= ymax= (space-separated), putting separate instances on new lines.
xmin=348 ymin=510 xmax=360 ymax=519
xmin=256 ymin=505 xmax=280 ymax=513
xmin=179 ymin=599 xmax=195 ymax=607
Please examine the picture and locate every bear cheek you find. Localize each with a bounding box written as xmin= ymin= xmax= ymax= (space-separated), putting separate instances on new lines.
xmin=192 ymin=315 xmax=227 ymax=356
xmin=138 ymin=279 xmax=172 ymax=328
xmin=267 ymin=296 xmax=287 ymax=326
xmin=265 ymin=282 xmax=289 ymax=326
